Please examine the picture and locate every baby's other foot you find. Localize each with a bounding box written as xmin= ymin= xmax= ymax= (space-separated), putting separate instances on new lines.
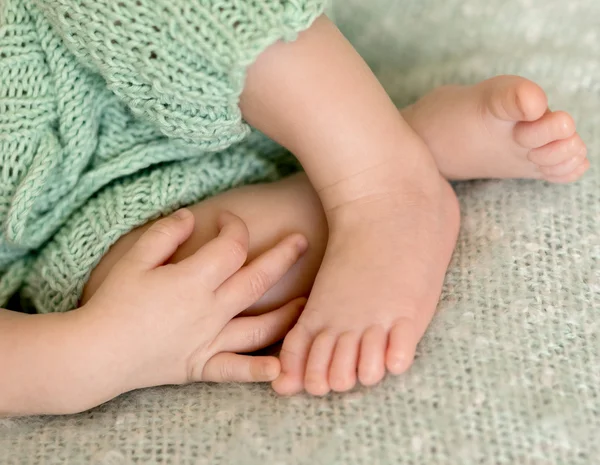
xmin=403 ymin=75 xmax=589 ymax=183
xmin=272 ymin=174 xmax=460 ymax=396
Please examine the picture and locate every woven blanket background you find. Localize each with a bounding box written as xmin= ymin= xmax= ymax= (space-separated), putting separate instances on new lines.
xmin=2 ymin=0 xmax=599 ymax=463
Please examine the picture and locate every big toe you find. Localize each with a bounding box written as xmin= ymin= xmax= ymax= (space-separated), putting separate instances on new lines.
xmin=272 ymin=325 xmax=312 ymax=395
xmin=272 ymin=373 xmax=302 ymax=396
xmin=484 ymin=75 xmax=548 ymax=123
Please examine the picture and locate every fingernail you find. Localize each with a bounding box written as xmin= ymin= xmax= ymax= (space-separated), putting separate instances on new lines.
xmin=263 ymin=360 xmax=280 ymax=380
xmin=173 ymin=208 xmax=191 ymax=220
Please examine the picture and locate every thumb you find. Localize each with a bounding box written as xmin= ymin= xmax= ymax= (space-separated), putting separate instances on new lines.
xmin=122 ymin=208 xmax=195 ymax=270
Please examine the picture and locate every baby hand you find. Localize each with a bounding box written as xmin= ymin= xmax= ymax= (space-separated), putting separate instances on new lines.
xmin=83 ymin=208 xmax=307 ymax=402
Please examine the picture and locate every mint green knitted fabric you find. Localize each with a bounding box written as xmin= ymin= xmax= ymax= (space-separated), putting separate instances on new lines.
xmin=0 ymin=0 xmax=326 ymax=313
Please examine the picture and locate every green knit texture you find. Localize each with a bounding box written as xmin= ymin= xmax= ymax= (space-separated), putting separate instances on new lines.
xmin=0 ymin=0 xmax=326 ymax=313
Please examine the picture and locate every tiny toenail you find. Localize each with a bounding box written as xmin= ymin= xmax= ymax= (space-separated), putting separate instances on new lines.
xmin=390 ymin=364 xmax=403 ymax=374
xmin=364 ymin=373 xmax=379 ymax=385
xmin=389 ymin=356 xmax=407 ymax=372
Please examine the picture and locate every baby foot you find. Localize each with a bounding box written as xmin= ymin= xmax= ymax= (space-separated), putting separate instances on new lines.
xmin=273 ymin=167 xmax=460 ymax=396
xmin=402 ymin=75 xmax=589 ymax=183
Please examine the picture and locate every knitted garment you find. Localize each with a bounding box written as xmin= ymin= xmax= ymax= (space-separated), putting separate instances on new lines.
xmin=0 ymin=0 xmax=326 ymax=313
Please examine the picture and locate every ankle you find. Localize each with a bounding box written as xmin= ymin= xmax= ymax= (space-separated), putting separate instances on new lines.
xmin=324 ymin=166 xmax=447 ymax=233
xmin=319 ymin=140 xmax=442 ymax=212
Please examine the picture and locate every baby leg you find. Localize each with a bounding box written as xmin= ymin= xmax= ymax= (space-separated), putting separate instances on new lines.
xmin=241 ymin=16 xmax=460 ymax=396
xmin=82 ymin=174 xmax=328 ymax=316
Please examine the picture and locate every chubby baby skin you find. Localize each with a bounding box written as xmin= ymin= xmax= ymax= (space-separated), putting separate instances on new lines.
xmin=1 ymin=210 xmax=309 ymax=416
xmin=83 ymin=17 xmax=586 ymax=398
xmin=0 ymin=15 xmax=588 ymax=417
xmin=239 ymin=17 xmax=586 ymax=395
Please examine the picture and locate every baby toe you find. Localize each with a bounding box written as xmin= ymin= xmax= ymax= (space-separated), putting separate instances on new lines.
xmin=386 ymin=319 xmax=418 ymax=375
xmin=304 ymin=331 xmax=337 ymax=396
xmin=514 ymin=110 xmax=576 ymax=149
xmin=528 ymin=134 xmax=586 ymax=167
xmin=272 ymin=324 xmax=312 ymax=396
xmin=357 ymin=325 xmax=387 ymax=387
xmin=328 ymin=331 xmax=360 ymax=392
xmin=538 ymin=147 xmax=587 ymax=178
xmin=543 ymin=158 xmax=590 ymax=184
